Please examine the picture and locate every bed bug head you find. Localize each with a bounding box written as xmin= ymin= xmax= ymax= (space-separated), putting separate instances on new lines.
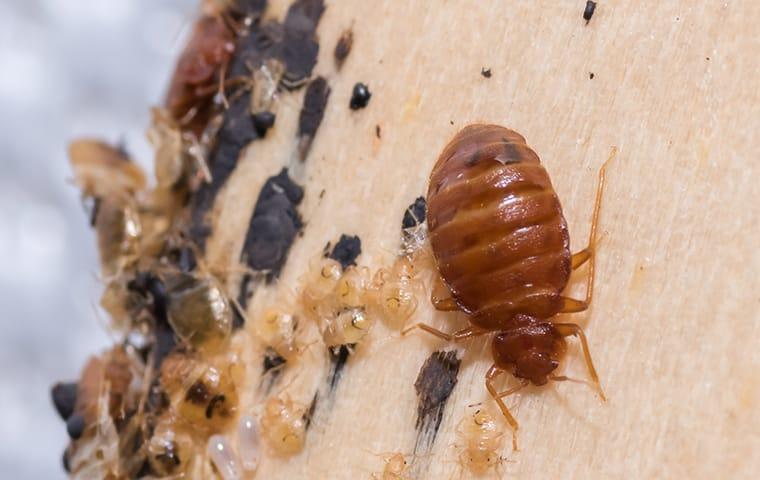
xmin=491 ymin=315 xmax=566 ymax=386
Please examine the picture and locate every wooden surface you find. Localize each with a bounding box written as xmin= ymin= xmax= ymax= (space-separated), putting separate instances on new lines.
xmin=204 ymin=1 xmax=759 ymax=478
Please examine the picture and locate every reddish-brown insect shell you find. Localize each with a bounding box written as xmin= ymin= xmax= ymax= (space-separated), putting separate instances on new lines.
xmin=427 ymin=124 xmax=571 ymax=330
xmin=165 ymin=15 xmax=235 ymax=135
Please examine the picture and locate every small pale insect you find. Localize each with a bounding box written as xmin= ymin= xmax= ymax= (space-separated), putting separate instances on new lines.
xmin=370 ymin=256 xmax=421 ymax=328
xmin=457 ymin=409 xmax=505 ymax=475
xmin=407 ymin=124 xmax=615 ymax=446
xmin=371 ymin=453 xmax=410 ymax=480
xmin=260 ymin=394 xmax=307 ymax=455
xmin=160 ymin=352 xmax=239 ymax=431
xmin=256 ymin=307 xmax=299 ymax=359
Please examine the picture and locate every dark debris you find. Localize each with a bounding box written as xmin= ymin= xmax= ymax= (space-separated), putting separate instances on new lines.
xmin=334 ymin=28 xmax=354 ymax=69
xmin=481 ymin=67 xmax=492 ymax=78
xmin=51 ymin=382 xmax=78 ymax=421
xmin=329 ymin=234 xmax=362 ymax=269
xmin=349 ymin=82 xmax=372 ymax=110
xmin=584 ymin=1 xmax=597 ymax=24
xmin=402 ymin=197 xmax=426 ymax=229
xmin=240 ymin=169 xmax=304 ymax=281
xmin=413 ymin=351 xmax=461 ymax=452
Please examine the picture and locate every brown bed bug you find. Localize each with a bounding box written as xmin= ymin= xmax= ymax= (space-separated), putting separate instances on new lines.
xmin=406 ymin=124 xmax=615 ymax=446
xmin=165 ymin=14 xmax=236 ymax=136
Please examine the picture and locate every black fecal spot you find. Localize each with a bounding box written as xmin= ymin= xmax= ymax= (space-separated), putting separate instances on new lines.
xmin=589 ymin=72 xmax=595 ymax=79
xmin=375 ymin=125 xmax=381 ymax=139
xmin=327 ymin=344 xmax=354 ymax=390
xmin=230 ymin=0 xmax=268 ymax=17
xmin=281 ymin=0 xmax=326 ymax=89
xmin=298 ymin=76 xmax=331 ymax=161
xmin=413 ymin=351 xmax=461 ymax=452
xmin=252 ymin=111 xmax=276 ymax=136
xmin=303 ymin=391 xmax=319 ymax=429
xmin=66 ymin=413 xmax=85 ymax=440
xmin=233 ymin=273 xmax=254 ymax=329
xmin=51 ymin=382 xmax=78 ymax=421
xmin=167 ymin=246 xmax=197 ymax=273
xmin=329 ymin=234 xmax=362 ymax=269
xmin=127 ymin=272 xmax=176 ymax=368
xmin=188 ymin=93 xmax=258 ymax=248
xmin=87 ymin=197 xmax=101 ymax=227
xmin=481 ymin=67 xmax=492 ymax=78
xmin=136 ymin=458 xmax=155 ymax=478
xmin=350 ymin=82 xmax=371 ymax=110
xmin=205 ymin=395 xmax=227 ymax=419
xmin=240 ymin=169 xmax=304 ymax=281
xmin=402 ymin=197 xmax=427 ymax=229
xmin=260 ymin=348 xmax=287 ymax=393
xmin=263 ymin=348 xmax=287 ymax=374
xmin=185 ymin=381 xmax=211 ymax=405
xmin=583 ymin=1 xmax=597 ymax=24
xmin=334 ymin=28 xmax=353 ymax=69
xmin=62 ymin=446 xmax=71 ymax=473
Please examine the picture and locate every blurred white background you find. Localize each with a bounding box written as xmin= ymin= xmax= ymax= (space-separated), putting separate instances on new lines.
xmin=0 ymin=1 xmax=198 ymax=477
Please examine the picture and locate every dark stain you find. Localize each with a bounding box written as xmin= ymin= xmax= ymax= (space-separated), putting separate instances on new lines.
xmin=481 ymin=67 xmax=492 ymax=78
xmin=375 ymin=124 xmax=381 ymax=139
xmin=413 ymin=351 xmax=461 ymax=453
xmin=583 ymin=1 xmax=597 ymax=24
xmin=240 ymin=168 xmax=304 ymax=281
xmin=349 ymin=82 xmax=372 ymax=110
xmin=402 ymin=197 xmax=426 ymax=229
xmin=298 ymin=76 xmax=331 ymax=161
xmin=589 ymin=72 xmax=595 ymax=80
xmin=327 ymin=344 xmax=354 ymax=390
xmin=329 ymin=234 xmax=362 ymax=269
xmin=303 ymin=391 xmax=319 ymax=429
xmin=51 ymin=382 xmax=78 ymax=421
xmin=334 ymin=28 xmax=354 ymax=69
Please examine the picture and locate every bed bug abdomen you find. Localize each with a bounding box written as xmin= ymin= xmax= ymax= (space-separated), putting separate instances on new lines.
xmin=427 ymin=125 xmax=571 ymax=329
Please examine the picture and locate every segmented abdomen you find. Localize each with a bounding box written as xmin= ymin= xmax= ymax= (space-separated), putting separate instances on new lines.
xmin=427 ymin=125 xmax=571 ymax=329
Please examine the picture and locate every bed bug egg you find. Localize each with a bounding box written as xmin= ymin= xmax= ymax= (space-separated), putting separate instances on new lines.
xmin=457 ymin=409 xmax=505 ymax=475
xmin=237 ymin=415 xmax=261 ymax=472
xmin=260 ymin=394 xmax=307 ymax=455
xmin=207 ymin=434 xmax=243 ymax=480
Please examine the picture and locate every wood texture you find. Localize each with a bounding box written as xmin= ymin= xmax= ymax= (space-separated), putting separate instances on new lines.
xmin=204 ymin=1 xmax=759 ymax=478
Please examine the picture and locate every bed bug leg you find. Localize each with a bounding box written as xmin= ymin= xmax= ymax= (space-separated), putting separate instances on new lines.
xmin=402 ymin=324 xmax=488 ymax=342
xmin=485 ymin=365 xmax=520 ymax=450
xmin=565 ymin=147 xmax=617 ymax=309
xmin=431 ymin=274 xmax=460 ymax=311
xmin=554 ymin=323 xmax=606 ymax=401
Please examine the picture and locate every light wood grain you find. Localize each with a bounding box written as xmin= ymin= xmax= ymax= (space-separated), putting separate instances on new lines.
xmin=205 ymin=1 xmax=760 ymax=478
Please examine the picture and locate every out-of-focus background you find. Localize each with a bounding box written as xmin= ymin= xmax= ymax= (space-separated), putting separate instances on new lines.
xmin=0 ymin=1 xmax=197 ymax=477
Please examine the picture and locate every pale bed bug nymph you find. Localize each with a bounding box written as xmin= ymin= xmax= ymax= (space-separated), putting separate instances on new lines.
xmin=406 ymin=124 xmax=615 ymax=447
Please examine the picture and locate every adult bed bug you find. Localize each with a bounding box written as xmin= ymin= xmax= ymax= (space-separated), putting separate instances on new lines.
xmin=406 ymin=124 xmax=615 ymax=446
